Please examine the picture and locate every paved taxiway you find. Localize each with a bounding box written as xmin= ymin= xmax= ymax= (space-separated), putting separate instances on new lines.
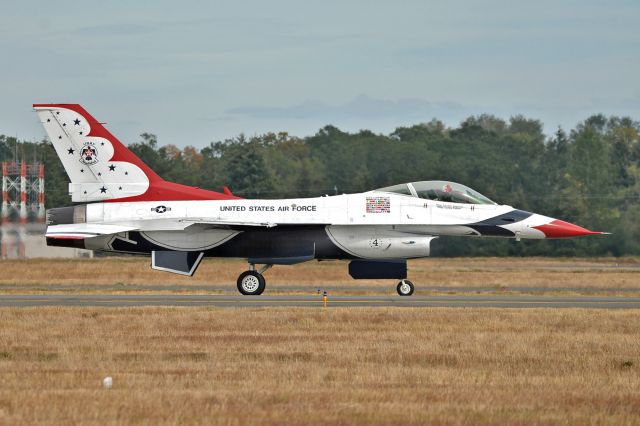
xmin=1 ymin=294 xmax=639 ymax=309
xmin=2 ymin=284 xmax=640 ymax=293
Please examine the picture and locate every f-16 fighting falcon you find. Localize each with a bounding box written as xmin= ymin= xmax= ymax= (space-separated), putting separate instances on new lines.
xmin=36 ymin=104 xmax=606 ymax=296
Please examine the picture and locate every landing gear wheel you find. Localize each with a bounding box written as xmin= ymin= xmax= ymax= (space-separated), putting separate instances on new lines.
xmin=237 ymin=271 xmax=266 ymax=295
xmin=397 ymin=279 xmax=414 ymax=296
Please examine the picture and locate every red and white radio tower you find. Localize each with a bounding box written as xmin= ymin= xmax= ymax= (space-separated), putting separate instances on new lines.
xmin=1 ymin=161 xmax=45 ymax=258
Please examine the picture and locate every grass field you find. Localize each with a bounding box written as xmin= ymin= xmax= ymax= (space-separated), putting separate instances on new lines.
xmin=1 ymin=257 xmax=639 ymax=424
xmin=0 ymin=307 xmax=639 ymax=424
xmin=0 ymin=257 xmax=639 ymax=295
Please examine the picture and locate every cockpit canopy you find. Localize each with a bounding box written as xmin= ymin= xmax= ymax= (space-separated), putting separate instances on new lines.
xmin=376 ymin=181 xmax=496 ymax=205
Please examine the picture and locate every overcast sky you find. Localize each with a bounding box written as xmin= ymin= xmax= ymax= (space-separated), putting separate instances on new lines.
xmin=2 ymin=0 xmax=639 ymax=148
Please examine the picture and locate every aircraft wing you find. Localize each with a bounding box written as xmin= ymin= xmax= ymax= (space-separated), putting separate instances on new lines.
xmin=46 ymin=223 xmax=139 ymax=240
xmin=179 ymin=219 xmax=278 ymax=228
xmin=46 ymin=220 xmax=276 ymax=241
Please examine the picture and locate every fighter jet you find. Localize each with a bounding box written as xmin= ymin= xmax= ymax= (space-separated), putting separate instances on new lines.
xmin=36 ymin=104 xmax=605 ymax=296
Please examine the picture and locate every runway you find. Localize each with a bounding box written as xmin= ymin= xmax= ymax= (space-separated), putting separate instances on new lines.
xmin=2 ymin=284 xmax=639 ymax=294
xmin=2 ymin=294 xmax=640 ymax=309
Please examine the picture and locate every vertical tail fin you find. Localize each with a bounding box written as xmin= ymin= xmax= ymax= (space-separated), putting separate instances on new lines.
xmin=33 ymin=104 xmax=238 ymax=202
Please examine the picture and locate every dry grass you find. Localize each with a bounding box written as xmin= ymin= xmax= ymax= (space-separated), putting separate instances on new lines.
xmin=0 ymin=257 xmax=638 ymax=294
xmin=0 ymin=307 xmax=639 ymax=424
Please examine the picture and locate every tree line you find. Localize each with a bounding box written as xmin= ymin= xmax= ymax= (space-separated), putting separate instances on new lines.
xmin=2 ymin=113 xmax=638 ymax=256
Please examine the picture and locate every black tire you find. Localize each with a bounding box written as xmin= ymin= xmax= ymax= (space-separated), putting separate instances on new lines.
xmin=237 ymin=271 xmax=266 ymax=295
xmin=397 ymin=280 xmax=414 ymax=296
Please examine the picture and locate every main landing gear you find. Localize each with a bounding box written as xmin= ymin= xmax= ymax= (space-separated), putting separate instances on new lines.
xmin=396 ymin=279 xmax=415 ymax=296
xmin=237 ymin=263 xmax=272 ymax=295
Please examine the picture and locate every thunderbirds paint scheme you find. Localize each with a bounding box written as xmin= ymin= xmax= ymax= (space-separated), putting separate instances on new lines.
xmin=36 ymin=104 xmax=605 ymax=296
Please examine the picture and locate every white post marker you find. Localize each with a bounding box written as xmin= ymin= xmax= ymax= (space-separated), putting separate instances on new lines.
xmin=103 ymin=376 xmax=113 ymax=389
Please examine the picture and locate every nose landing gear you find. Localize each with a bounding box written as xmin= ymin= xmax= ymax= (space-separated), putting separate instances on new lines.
xmin=237 ymin=263 xmax=272 ymax=295
xmin=396 ymin=279 xmax=414 ymax=296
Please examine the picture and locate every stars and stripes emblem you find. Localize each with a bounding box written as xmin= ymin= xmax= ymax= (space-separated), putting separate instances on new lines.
xmin=152 ymin=205 xmax=171 ymax=213
xmin=366 ymin=196 xmax=390 ymax=213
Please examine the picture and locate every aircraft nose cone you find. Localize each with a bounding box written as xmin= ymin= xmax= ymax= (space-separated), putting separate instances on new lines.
xmin=533 ymin=219 xmax=603 ymax=238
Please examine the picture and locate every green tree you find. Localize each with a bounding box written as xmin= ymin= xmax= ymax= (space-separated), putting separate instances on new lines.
xmin=222 ymin=135 xmax=273 ymax=198
xmin=5 ymin=111 xmax=638 ymax=257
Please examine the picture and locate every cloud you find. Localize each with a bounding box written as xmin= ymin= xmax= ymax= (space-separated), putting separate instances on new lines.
xmin=73 ymin=23 xmax=156 ymax=37
xmin=226 ymin=95 xmax=476 ymax=123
